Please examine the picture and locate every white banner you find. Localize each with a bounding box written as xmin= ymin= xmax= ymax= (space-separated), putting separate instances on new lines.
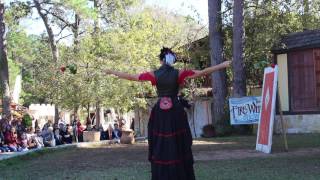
xmin=229 ymin=96 xmax=261 ymax=125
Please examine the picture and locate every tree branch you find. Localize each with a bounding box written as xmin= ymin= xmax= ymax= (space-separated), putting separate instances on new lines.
xmin=56 ymin=33 xmax=73 ymax=43
xmin=41 ymin=8 xmax=73 ymax=27
xmin=55 ymin=24 xmax=69 ymax=37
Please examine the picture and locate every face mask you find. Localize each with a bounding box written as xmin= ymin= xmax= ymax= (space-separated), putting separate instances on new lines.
xmin=164 ymin=53 xmax=176 ymax=65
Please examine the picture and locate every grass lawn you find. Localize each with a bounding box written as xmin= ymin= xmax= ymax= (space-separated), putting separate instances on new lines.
xmin=0 ymin=134 xmax=320 ymax=180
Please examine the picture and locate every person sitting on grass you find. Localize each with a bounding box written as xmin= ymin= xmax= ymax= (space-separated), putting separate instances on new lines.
xmin=0 ymin=133 xmax=10 ymax=152
xmin=54 ymin=123 xmax=62 ymax=145
xmin=113 ymin=123 xmax=122 ymax=143
xmin=17 ymin=132 xmax=29 ymax=152
xmin=0 ymin=122 xmax=6 ymax=152
xmin=61 ymin=125 xmax=73 ymax=144
xmin=99 ymin=124 xmax=107 ymax=140
xmin=26 ymin=127 xmax=37 ymax=149
xmin=42 ymin=126 xmax=56 ymax=147
xmin=34 ymin=128 xmax=44 ymax=149
xmin=25 ymin=127 xmax=34 ymax=140
xmin=16 ymin=119 xmax=25 ymax=136
xmin=4 ymin=126 xmax=18 ymax=152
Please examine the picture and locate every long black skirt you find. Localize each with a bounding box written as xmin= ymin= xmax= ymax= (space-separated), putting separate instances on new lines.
xmin=148 ymin=98 xmax=195 ymax=180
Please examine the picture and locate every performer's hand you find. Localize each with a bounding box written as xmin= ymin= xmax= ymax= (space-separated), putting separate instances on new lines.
xmin=222 ymin=60 xmax=232 ymax=68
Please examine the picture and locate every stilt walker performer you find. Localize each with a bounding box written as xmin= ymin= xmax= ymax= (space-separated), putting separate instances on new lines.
xmin=105 ymin=47 xmax=231 ymax=180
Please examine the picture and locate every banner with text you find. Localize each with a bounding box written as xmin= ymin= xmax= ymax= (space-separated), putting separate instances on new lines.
xmin=229 ymin=96 xmax=261 ymax=125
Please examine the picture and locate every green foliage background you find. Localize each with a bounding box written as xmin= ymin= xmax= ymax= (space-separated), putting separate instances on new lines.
xmin=3 ymin=0 xmax=320 ymax=113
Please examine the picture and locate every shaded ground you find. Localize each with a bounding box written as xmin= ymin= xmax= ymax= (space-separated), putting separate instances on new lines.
xmin=1 ymin=134 xmax=320 ymax=180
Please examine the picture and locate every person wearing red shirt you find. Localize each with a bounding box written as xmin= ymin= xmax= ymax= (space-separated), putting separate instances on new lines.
xmin=4 ymin=126 xmax=18 ymax=152
xmin=77 ymin=121 xmax=85 ymax=142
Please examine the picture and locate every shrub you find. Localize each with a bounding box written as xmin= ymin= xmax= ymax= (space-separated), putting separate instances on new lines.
xmin=22 ymin=114 xmax=32 ymax=128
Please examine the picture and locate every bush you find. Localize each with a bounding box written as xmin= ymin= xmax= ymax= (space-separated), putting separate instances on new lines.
xmin=22 ymin=114 xmax=32 ymax=128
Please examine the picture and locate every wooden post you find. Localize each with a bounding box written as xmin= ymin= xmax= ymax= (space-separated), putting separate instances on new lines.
xmin=277 ymin=88 xmax=289 ymax=151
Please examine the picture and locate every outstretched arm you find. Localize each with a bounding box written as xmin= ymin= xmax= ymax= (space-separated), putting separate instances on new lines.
xmin=188 ymin=61 xmax=231 ymax=79
xmin=105 ymin=69 xmax=140 ymax=81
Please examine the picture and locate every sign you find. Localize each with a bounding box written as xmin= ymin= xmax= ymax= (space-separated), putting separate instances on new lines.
xmin=229 ymin=96 xmax=261 ymax=125
xmin=256 ymin=66 xmax=278 ymax=154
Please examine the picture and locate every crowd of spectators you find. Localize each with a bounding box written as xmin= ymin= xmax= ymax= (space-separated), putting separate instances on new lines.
xmin=100 ymin=123 xmax=122 ymax=142
xmin=0 ymin=115 xmax=126 ymax=154
xmin=0 ymin=116 xmax=77 ymax=153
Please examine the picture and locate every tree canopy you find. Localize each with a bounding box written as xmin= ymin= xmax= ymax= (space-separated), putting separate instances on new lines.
xmin=4 ymin=0 xmax=205 ymax=113
xmin=2 ymin=0 xmax=320 ymax=115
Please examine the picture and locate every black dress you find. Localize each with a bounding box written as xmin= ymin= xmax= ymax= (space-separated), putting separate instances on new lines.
xmin=146 ymin=64 xmax=195 ymax=180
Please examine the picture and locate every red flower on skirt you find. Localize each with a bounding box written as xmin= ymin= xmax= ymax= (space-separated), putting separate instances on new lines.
xmin=160 ymin=97 xmax=173 ymax=110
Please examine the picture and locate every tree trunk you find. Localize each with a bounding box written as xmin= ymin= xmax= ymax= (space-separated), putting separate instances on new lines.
xmin=73 ymin=13 xmax=80 ymax=52
xmin=232 ymin=0 xmax=251 ymax=134
xmin=93 ymin=0 xmax=101 ymax=34
xmin=0 ymin=3 xmax=11 ymax=118
xmin=74 ymin=106 xmax=79 ymax=115
xmin=33 ymin=0 xmax=59 ymax=63
xmin=232 ymin=0 xmax=246 ymax=98
xmin=208 ymin=0 xmax=229 ymax=135
xmin=87 ymin=103 xmax=90 ymax=119
xmin=54 ymin=106 xmax=59 ymax=124
xmin=34 ymin=0 xmax=60 ymax=122
xmin=95 ymin=102 xmax=101 ymax=128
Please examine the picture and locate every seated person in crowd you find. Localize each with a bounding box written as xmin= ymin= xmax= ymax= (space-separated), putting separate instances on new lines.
xmin=61 ymin=125 xmax=73 ymax=144
xmin=17 ymin=132 xmax=29 ymax=152
xmin=0 ymin=133 xmax=10 ymax=152
xmin=113 ymin=123 xmax=122 ymax=143
xmin=42 ymin=126 xmax=56 ymax=147
xmin=16 ymin=119 xmax=25 ymax=136
xmin=34 ymin=128 xmax=44 ymax=149
xmin=26 ymin=127 xmax=37 ymax=149
xmin=99 ymin=124 xmax=107 ymax=140
xmin=4 ymin=126 xmax=18 ymax=152
xmin=54 ymin=123 xmax=62 ymax=145
xmin=0 ymin=124 xmax=5 ymax=152
xmin=59 ymin=124 xmax=66 ymax=142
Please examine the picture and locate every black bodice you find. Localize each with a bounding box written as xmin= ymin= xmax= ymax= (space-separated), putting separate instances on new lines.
xmin=154 ymin=64 xmax=179 ymax=97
